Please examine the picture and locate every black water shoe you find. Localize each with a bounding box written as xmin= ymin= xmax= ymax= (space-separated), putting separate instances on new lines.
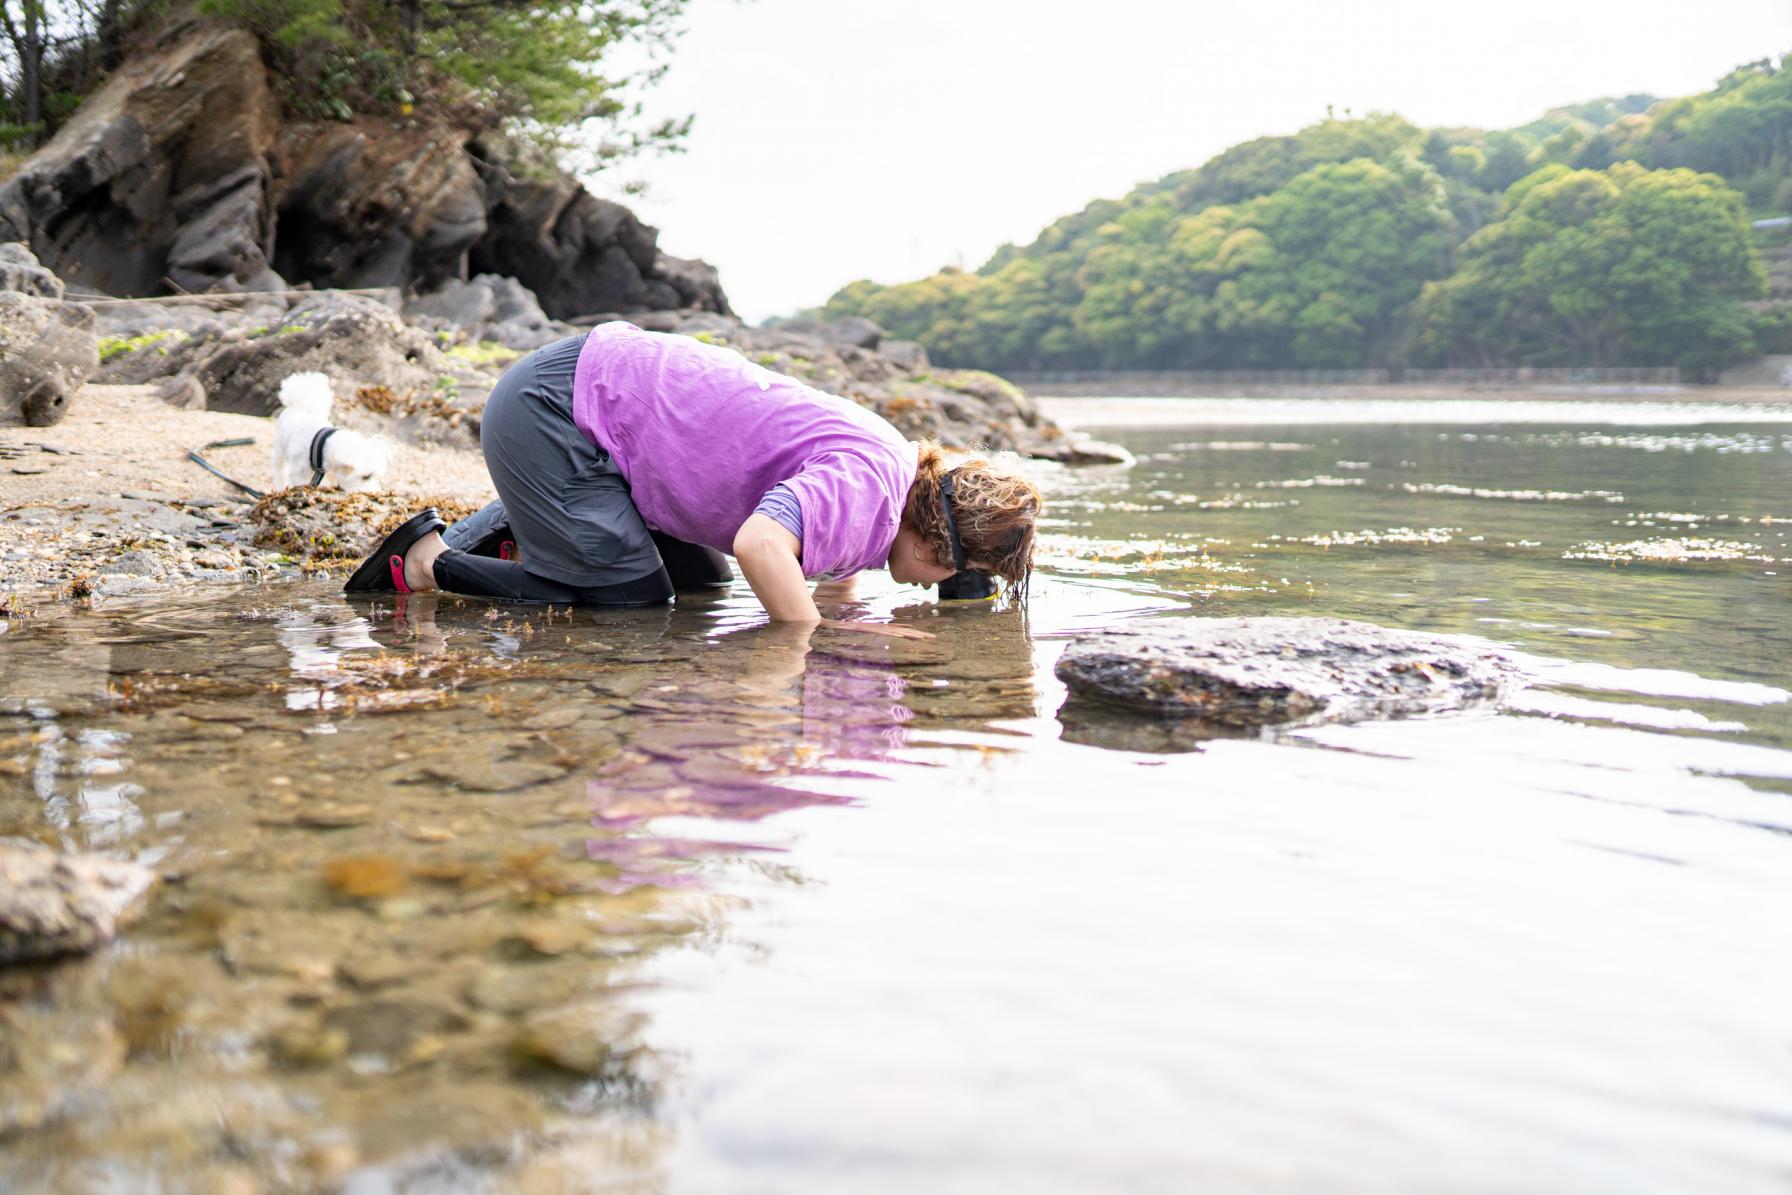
xmin=343 ymin=509 xmax=448 ymax=594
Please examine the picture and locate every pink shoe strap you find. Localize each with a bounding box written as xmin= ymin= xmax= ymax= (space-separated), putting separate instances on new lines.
xmin=388 ymin=554 xmax=412 ymax=594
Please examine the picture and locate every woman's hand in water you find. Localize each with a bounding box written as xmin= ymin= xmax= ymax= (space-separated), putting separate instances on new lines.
xmin=818 ymin=618 xmax=935 ymax=641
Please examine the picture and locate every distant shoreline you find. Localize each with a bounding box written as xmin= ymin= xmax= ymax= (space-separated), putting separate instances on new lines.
xmin=1038 ymin=392 xmax=1792 ymax=431
xmin=1025 ymin=382 xmax=1792 ymax=403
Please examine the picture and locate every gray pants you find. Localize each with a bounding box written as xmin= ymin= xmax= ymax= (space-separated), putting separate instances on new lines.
xmin=437 ymin=333 xmax=731 ymax=603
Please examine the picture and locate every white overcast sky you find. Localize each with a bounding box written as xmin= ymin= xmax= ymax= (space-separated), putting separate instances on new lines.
xmin=587 ymin=0 xmax=1790 ymax=323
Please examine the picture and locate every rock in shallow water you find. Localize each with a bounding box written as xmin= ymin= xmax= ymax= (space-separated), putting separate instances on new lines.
xmin=0 ymin=846 xmax=156 ymax=963
xmin=1055 ymin=617 xmax=1519 ymax=729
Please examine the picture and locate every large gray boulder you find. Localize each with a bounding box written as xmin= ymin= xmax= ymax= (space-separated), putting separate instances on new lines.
xmin=880 ymin=339 xmax=929 ymax=371
xmin=92 ymin=291 xmax=485 ymax=444
xmin=193 ymin=293 xmax=454 ymax=415
xmin=405 ymin=275 xmax=499 ymax=327
xmin=0 ymin=242 xmax=62 ymax=298
xmin=822 ymin=315 xmax=883 ymax=350
xmin=466 ymin=136 xmax=733 ymax=321
xmin=0 ymin=292 xmax=97 ymax=426
xmin=650 ymin=251 xmax=730 ymax=313
xmin=0 ymin=845 xmax=156 ymax=964
xmin=274 ymin=122 xmax=487 ymax=292
xmin=1056 ymin=618 xmax=1519 ymax=729
xmin=405 ymin=272 xmax=572 ymax=350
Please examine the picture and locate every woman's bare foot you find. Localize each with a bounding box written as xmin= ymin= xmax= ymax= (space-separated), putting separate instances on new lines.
xmin=402 ymin=530 xmax=448 ymax=592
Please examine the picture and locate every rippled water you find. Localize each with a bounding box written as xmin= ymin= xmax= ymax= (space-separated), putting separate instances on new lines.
xmin=2 ymin=398 xmax=1790 ymax=1193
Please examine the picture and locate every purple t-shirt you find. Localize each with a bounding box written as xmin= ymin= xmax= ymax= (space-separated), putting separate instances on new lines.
xmin=573 ymin=322 xmax=919 ymax=581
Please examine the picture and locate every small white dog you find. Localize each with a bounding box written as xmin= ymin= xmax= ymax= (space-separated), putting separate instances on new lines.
xmin=271 ymin=372 xmax=392 ymax=493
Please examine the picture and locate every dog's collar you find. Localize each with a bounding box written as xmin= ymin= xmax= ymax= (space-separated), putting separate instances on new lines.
xmin=307 ymin=426 xmax=338 ymax=488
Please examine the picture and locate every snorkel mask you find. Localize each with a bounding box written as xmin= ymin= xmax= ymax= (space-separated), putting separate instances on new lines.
xmin=936 ymin=470 xmax=999 ymax=601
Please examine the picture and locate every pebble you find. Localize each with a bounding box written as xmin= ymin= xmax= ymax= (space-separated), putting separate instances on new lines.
xmin=268 ymin=1024 xmax=350 ymax=1068
xmin=464 ymin=965 xmax=589 ymax=1014
xmin=522 ymin=707 xmax=583 ymax=731
xmin=512 ymin=1000 xmax=644 ymax=1076
xmin=259 ymin=803 xmax=374 ymax=829
xmin=421 ymin=762 xmax=569 ymax=793
xmin=181 ymin=703 xmax=258 ymax=724
xmin=514 ymin=921 xmax=588 ymax=956
xmin=109 ymin=550 xmax=166 ymax=577
xmin=336 ymin=953 xmax=416 ymax=991
xmin=322 ymin=855 xmax=407 ymax=899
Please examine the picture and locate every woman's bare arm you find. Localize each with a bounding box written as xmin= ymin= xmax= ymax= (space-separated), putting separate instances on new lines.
xmin=731 ymin=515 xmax=932 ymax=639
xmin=732 ymin=514 xmax=819 ymax=622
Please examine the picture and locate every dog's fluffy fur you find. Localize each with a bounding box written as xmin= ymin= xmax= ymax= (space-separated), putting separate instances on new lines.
xmin=272 ymin=372 xmax=392 ymax=493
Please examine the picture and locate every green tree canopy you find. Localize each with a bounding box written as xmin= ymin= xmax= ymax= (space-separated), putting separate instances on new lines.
xmin=1072 ymin=156 xmax=1455 ymax=368
xmin=824 ymin=55 xmax=1783 ymax=377
xmin=1413 ymin=163 xmax=1764 ymax=373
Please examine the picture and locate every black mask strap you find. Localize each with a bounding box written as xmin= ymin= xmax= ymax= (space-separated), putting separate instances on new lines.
xmin=938 ymin=470 xmax=967 ymax=572
xmin=937 ymin=470 xmax=998 ymax=601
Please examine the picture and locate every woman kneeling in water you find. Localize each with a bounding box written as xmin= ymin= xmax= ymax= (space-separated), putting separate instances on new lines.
xmin=345 ymin=321 xmax=1040 ymax=636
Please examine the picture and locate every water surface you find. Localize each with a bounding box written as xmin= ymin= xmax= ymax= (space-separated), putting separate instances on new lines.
xmin=2 ymin=397 xmax=1790 ymax=1193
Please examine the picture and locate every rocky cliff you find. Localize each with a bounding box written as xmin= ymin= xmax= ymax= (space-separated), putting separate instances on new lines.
xmin=0 ymin=19 xmax=726 ymax=316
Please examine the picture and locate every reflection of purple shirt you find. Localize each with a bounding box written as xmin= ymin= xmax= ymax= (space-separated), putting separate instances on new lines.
xmin=803 ymin=653 xmax=912 ymax=760
xmin=573 ymin=322 xmax=918 ymax=581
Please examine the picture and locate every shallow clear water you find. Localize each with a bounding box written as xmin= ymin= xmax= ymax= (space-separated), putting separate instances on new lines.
xmin=2 ymin=398 xmax=1791 ymax=1193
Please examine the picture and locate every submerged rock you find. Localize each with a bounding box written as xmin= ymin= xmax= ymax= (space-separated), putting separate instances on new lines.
xmin=0 ymin=845 xmax=156 ymax=963
xmin=1055 ymin=617 xmax=1519 ymax=729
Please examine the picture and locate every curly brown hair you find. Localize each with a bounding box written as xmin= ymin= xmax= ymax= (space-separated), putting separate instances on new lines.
xmin=902 ymin=442 xmax=1042 ymax=599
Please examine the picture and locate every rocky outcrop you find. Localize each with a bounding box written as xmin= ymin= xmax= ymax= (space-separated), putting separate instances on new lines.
xmin=273 ymin=122 xmax=486 ymax=293
xmin=0 ymin=1 xmax=1109 ymax=464
xmin=403 ymin=272 xmax=571 ymax=350
xmin=191 ymin=292 xmax=451 ymax=417
xmin=0 ymin=278 xmax=97 ymax=426
xmin=0 ymin=845 xmax=156 ymax=963
xmin=0 ymin=21 xmax=729 ymax=318
xmin=0 ymin=23 xmax=280 ymax=297
xmin=95 ymin=292 xmax=489 ymax=446
xmin=464 ymin=139 xmax=731 ymax=319
xmin=1056 ymin=618 xmax=1519 ymax=729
